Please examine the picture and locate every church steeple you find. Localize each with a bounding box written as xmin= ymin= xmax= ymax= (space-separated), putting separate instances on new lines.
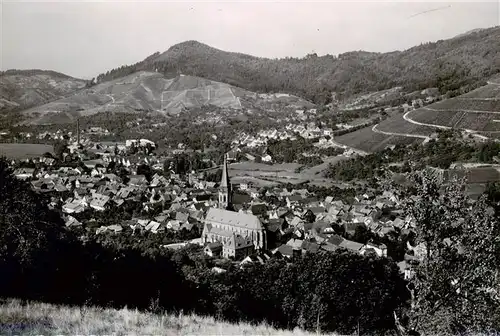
xmin=219 ymin=153 xmax=232 ymax=210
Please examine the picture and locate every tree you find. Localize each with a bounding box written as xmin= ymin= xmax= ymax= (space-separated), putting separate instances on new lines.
xmin=53 ymin=140 xmax=68 ymax=160
xmin=397 ymin=170 xmax=500 ymax=334
xmin=0 ymin=158 xmax=84 ymax=302
xmin=137 ymin=164 xmax=152 ymax=181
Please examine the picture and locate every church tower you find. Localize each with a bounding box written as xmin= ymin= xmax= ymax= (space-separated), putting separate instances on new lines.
xmin=218 ymin=153 xmax=232 ymax=210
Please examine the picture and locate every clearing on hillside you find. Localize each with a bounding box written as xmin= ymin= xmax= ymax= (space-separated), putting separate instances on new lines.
xmin=334 ymin=126 xmax=420 ymax=153
xmin=19 ymin=71 xmax=314 ymax=125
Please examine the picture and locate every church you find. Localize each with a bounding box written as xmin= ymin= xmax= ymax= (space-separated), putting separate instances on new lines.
xmin=202 ymin=154 xmax=266 ymax=256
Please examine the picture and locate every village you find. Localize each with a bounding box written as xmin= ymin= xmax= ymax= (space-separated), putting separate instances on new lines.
xmin=6 ymin=124 xmax=425 ymax=281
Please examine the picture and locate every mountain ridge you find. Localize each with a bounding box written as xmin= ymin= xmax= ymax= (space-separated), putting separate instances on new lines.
xmin=0 ymin=70 xmax=86 ymax=113
xmin=93 ymin=25 xmax=500 ymax=103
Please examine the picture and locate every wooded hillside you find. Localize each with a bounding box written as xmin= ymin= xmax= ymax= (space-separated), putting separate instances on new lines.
xmin=95 ymin=27 xmax=500 ymax=103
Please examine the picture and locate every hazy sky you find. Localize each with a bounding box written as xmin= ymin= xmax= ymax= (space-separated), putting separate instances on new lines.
xmin=1 ymin=0 xmax=499 ymax=79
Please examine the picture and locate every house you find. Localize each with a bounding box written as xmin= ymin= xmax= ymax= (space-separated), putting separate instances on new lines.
xmin=129 ymin=174 xmax=147 ymax=186
xmin=239 ymin=251 xmax=273 ymax=267
xmin=148 ymin=221 xmax=164 ymax=233
xmin=344 ymin=222 xmax=366 ymax=236
xmin=64 ymin=215 xmax=82 ymax=227
xmin=397 ymin=260 xmax=416 ymax=280
xmin=274 ymin=244 xmax=293 ymax=258
xmin=222 ymin=234 xmax=254 ymax=259
xmin=14 ymin=168 xmax=35 ymax=180
xmin=262 ymin=154 xmax=273 ymax=162
xmin=339 ymin=239 xmax=364 ymax=254
xmin=89 ymin=193 xmax=110 ymax=211
xmin=62 ymin=200 xmax=86 ymax=214
xmin=286 ymin=195 xmax=303 ymax=207
xmin=301 ymin=240 xmax=320 ymax=254
xmin=250 ymin=203 xmax=268 ymax=216
xmin=361 ymin=241 xmax=388 ymax=258
xmin=167 ymin=220 xmax=181 ymax=231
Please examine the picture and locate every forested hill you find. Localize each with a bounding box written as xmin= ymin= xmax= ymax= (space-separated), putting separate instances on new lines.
xmin=95 ymin=26 xmax=500 ymax=103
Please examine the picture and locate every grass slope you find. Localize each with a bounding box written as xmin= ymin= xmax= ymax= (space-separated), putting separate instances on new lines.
xmin=0 ymin=299 xmax=336 ymax=336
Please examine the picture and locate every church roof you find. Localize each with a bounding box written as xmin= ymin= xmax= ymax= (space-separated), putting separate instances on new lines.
xmin=205 ymin=208 xmax=263 ymax=230
xmin=227 ymin=234 xmax=253 ymax=249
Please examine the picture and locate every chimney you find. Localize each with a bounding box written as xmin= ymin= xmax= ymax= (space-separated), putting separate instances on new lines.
xmin=76 ymin=118 xmax=80 ymax=145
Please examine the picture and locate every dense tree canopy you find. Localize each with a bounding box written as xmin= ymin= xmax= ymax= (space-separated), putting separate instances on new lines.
xmin=396 ymin=170 xmax=500 ymax=335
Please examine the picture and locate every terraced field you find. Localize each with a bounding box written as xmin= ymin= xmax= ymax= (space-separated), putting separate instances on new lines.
xmin=429 ymin=98 xmax=500 ymax=112
xmin=404 ymin=80 xmax=500 ymax=135
xmin=19 ymin=71 xmax=313 ymax=124
xmin=334 ymin=126 xmax=420 ymax=153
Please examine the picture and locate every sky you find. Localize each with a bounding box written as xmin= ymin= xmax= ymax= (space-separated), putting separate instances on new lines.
xmin=1 ymin=0 xmax=499 ymax=79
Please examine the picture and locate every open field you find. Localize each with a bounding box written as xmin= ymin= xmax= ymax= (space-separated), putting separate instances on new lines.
xmin=230 ymin=162 xmax=302 ymax=172
xmin=0 ymin=143 xmax=53 ymax=159
xmin=228 ymin=161 xmax=340 ymax=186
xmin=0 ymin=299 xmax=335 ymax=336
xmin=376 ymin=113 xmax=436 ymax=137
xmin=460 ymin=83 xmax=500 ymax=98
xmin=334 ymin=126 xmax=420 ymax=153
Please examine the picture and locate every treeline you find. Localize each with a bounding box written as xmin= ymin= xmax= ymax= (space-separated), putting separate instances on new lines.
xmin=326 ymin=132 xmax=500 ymax=181
xmin=0 ymin=158 xmax=408 ymax=335
xmin=94 ymin=27 xmax=500 ymax=103
xmin=0 ymin=69 xmax=78 ymax=79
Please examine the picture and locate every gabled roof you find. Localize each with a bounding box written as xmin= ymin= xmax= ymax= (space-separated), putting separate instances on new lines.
xmin=205 ymin=208 xmax=263 ymax=230
xmin=286 ymin=238 xmax=304 ymax=250
xmin=205 ymin=241 xmax=223 ymax=251
xmin=226 ymin=234 xmax=253 ymax=249
xmin=328 ymin=234 xmax=344 ymax=246
xmin=339 ymin=239 xmax=364 ymax=252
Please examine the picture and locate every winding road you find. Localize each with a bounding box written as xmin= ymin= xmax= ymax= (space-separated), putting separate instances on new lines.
xmin=371 ymin=124 xmax=430 ymax=142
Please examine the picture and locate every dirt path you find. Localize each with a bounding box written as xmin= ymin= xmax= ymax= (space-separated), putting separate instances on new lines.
xmin=371 ymin=124 xmax=430 ymax=141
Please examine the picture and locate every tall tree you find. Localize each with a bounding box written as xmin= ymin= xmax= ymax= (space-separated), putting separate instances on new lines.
xmin=397 ymin=170 xmax=500 ymax=335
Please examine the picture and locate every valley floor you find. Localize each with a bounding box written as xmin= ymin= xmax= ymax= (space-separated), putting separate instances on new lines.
xmin=0 ymin=299 xmax=336 ymax=336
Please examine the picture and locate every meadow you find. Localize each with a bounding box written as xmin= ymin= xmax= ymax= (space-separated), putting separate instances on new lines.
xmin=334 ymin=126 xmax=419 ymax=153
xmin=0 ymin=143 xmax=54 ymax=159
xmin=0 ymin=299 xmax=337 ymax=336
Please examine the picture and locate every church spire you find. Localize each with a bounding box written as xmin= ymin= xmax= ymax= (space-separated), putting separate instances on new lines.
xmin=218 ymin=153 xmax=232 ymax=210
xmin=220 ymin=153 xmax=230 ymax=189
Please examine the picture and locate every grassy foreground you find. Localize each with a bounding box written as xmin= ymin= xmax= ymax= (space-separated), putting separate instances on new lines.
xmin=0 ymin=299 xmax=336 ymax=335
